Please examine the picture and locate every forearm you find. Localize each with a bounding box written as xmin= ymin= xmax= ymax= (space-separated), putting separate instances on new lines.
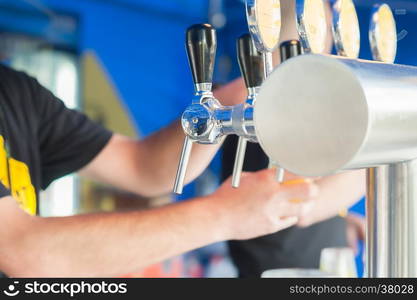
xmin=0 ymin=169 xmax=320 ymax=277
xmin=80 ymin=127 xmax=219 ymax=197
xmin=298 ymin=170 xmax=366 ymax=227
xmin=137 ymin=121 xmax=220 ymax=194
xmin=1 ymin=197 xmax=227 ymax=277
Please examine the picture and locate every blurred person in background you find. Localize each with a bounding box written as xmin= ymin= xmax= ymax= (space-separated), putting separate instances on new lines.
xmin=222 ymin=0 xmax=366 ymax=277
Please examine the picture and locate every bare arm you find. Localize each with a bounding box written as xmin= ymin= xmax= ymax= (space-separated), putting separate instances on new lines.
xmin=0 ymin=169 xmax=317 ymax=277
xmin=80 ymin=78 xmax=246 ymax=197
xmin=0 ymin=195 xmax=223 ymax=277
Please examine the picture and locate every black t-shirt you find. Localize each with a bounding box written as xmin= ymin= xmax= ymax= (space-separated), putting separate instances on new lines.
xmin=222 ymin=135 xmax=348 ymax=277
xmin=0 ymin=64 xmax=112 ymax=215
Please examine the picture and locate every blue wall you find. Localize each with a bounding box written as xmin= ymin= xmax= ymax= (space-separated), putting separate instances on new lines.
xmin=0 ymin=0 xmax=211 ymax=136
xmin=46 ymin=0 xmax=209 ymax=136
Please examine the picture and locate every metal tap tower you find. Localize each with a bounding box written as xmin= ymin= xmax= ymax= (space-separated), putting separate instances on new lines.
xmin=174 ymin=0 xmax=417 ymax=277
xmin=365 ymin=3 xmax=415 ymax=278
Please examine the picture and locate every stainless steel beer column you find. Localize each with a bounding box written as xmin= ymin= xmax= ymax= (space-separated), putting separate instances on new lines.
xmin=252 ymin=1 xmax=417 ymax=278
xmin=367 ymin=162 xmax=417 ymax=277
xmin=366 ymin=3 xmax=417 ymax=278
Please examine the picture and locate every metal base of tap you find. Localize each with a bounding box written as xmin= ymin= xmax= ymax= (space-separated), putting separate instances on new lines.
xmin=366 ymin=162 xmax=417 ymax=277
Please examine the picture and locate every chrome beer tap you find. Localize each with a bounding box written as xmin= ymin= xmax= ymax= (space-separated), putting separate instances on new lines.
xmin=231 ymin=34 xmax=265 ymax=188
xmin=231 ymin=38 xmax=302 ymax=188
xmin=173 ymin=25 xmax=260 ymax=194
xmin=232 ymin=35 xmax=303 ymax=188
xmin=174 ymin=24 xmax=221 ymax=194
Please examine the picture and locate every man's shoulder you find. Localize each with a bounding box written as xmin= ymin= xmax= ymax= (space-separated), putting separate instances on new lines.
xmin=0 ymin=64 xmax=39 ymax=98
xmin=0 ymin=63 xmax=33 ymax=83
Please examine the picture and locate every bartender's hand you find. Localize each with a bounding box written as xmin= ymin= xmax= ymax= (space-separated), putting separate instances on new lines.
xmin=210 ymin=169 xmax=318 ymax=240
xmin=272 ymin=170 xmax=365 ymax=229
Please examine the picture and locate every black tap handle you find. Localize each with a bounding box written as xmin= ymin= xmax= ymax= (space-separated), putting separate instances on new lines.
xmin=280 ymin=40 xmax=303 ymax=62
xmin=186 ymin=24 xmax=217 ymax=87
xmin=237 ymin=34 xmax=265 ymax=89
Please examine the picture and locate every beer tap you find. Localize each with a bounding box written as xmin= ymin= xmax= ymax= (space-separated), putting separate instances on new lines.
xmin=232 ymin=37 xmax=303 ymax=188
xmin=232 ymin=34 xmax=265 ymax=188
xmin=173 ymin=24 xmax=266 ymax=194
xmin=174 ymin=24 xmax=219 ymax=194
